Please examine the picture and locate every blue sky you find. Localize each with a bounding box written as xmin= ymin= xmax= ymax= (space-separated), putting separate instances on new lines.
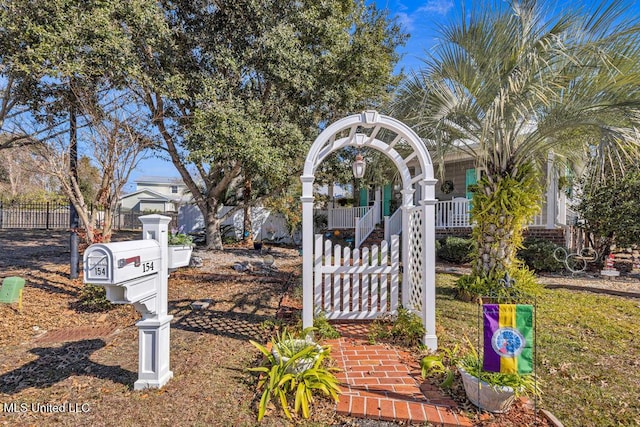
xmin=125 ymin=0 xmax=454 ymax=190
xmin=377 ymin=0 xmax=456 ymax=72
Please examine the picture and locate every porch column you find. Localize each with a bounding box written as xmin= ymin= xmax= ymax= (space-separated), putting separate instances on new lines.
xmin=300 ymin=175 xmax=316 ymax=331
xmin=420 ymin=179 xmax=438 ymax=351
xmin=400 ymin=188 xmax=415 ymax=308
xmin=557 ymin=188 xmax=567 ymax=226
xmin=374 ymin=187 xmax=381 ymax=224
xmin=545 ymin=152 xmax=556 ymax=229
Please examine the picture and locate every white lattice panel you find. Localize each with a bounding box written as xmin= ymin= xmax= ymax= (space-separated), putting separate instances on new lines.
xmin=407 ymin=209 xmax=424 ymax=311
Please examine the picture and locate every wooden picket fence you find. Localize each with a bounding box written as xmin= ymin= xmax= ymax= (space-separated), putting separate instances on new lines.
xmin=314 ymin=234 xmax=400 ymax=320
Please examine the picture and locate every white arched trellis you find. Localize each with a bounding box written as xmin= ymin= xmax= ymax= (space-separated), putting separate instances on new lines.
xmin=301 ymin=110 xmax=438 ymax=350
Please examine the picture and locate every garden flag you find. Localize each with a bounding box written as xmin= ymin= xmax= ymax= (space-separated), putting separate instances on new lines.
xmin=483 ymin=304 xmax=534 ymax=374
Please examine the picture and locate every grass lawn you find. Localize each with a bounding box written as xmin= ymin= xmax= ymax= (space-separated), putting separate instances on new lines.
xmin=435 ymin=274 xmax=640 ymax=427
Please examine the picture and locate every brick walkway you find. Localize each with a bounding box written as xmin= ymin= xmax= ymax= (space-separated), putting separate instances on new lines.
xmin=34 ymin=324 xmax=118 ymax=344
xmin=326 ymin=323 xmax=472 ymax=427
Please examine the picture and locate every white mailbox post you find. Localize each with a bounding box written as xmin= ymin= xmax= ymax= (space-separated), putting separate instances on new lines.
xmin=83 ymin=214 xmax=173 ymax=390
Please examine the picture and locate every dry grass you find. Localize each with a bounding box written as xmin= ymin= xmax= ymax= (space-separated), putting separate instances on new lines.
xmin=2 ymin=230 xmax=639 ymax=426
xmin=434 ymin=274 xmax=640 ymax=427
xmin=0 ymin=230 xmax=316 ymax=427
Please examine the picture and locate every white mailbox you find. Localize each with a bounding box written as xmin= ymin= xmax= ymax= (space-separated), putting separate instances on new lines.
xmin=85 ymin=240 xmax=161 ymax=285
xmin=82 ymin=215 xmax=173 ymax=391
xmin=84 ymin=239 xmax=162 ymax=313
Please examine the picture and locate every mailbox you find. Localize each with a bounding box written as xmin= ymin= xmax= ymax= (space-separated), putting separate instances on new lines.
xmin=84 ymin=240 xmax=161 ymax=310
xmin=85 ymin=240 xmax=161 ymax=285
xmin=81 ymin=215 xmax=174 ymax=391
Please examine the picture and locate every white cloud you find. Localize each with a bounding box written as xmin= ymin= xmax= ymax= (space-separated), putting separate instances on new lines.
xmin=417 ymin=0 xmax=454 ymax=15
xmin=395 ymin=12 xmax=415 ymax=31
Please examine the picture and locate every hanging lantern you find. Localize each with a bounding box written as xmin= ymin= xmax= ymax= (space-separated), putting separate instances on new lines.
xmin=352 ymin=154 xmax=366 ymax=179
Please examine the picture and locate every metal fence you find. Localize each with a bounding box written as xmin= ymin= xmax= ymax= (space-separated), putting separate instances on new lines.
xmin=114 ymin=210 xmax=178 ymax=230
xmin=0 ymin=200 xmax=70 ymax=229
xmin=0 ymin=200 xmax=177 ymax=231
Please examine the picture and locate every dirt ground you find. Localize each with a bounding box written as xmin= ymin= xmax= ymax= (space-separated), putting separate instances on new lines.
xmin=1 ymin=229 xmax=638 ymax=427
xmin=0 ymin=229 xmax=311 ymax=427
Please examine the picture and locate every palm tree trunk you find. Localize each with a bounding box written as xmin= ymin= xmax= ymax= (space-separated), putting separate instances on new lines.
xmin=472 ymin=200 xmax=518 ymax=277
xmin=470 ymin=172 xmax=541 ymax=279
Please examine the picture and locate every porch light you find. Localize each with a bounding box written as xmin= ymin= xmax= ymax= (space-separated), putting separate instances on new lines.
xmin=352 ymin=154 xmax=366 ymax=179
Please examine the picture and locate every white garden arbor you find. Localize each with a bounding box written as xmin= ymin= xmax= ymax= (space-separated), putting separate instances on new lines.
xmin=301 ymin=111 xmax=439 ymax=350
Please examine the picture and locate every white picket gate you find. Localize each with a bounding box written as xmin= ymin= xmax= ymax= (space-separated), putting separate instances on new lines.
xmin=314 ymin=234 xmax=400 ymax=320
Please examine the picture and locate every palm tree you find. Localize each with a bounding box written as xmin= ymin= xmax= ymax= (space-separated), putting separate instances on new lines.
xmin=391 ymin=0 xmax=640 ymax=285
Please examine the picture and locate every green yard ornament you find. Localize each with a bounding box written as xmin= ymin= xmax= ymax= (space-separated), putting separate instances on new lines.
xmin=0 ymin=276 xmax=26 ymax=312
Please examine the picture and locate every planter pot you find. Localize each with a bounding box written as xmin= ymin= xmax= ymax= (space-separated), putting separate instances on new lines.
xmin=459 ymin=367 xmax=517 ymax=413
xmin=271 ymin=339 xmax=322 ymax=374
xmin=168 ymin=245 xmax=193 ymax=268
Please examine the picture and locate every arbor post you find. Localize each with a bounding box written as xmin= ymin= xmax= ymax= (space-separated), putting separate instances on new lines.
xmin=300 ymin=175 xmax=315 ymax=331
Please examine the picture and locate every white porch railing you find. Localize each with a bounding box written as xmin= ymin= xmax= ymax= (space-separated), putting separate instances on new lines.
xmin=435 ymin=199 xmax=471 ymax=228
xmin=435 ymin=200 xmax=548 ymax=228
xmin=384 ymin=208 xmax=402 ymax=243
xmin=327 ymin=206 xmax=369 ymax=229
xmin=355 ymin=204 xmax=376 ymax=248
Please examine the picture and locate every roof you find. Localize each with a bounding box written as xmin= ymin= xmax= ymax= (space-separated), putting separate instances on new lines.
xmin=120 ymin=189 xmax=172 ymax=202
xmin=135 ymin=176 xmax=186 ymax=185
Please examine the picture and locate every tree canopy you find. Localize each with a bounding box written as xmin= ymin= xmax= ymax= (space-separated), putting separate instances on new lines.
xmin=128 ymin=0 xmax=407 ymax=248
xmin=1 ymin=0 xmax=406 ymax=248
xmin=576 ymin=161 xmax=640 ymax=251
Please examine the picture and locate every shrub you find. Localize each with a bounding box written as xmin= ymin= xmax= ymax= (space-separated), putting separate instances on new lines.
xmin=368 ymin=306 xmax=425 ymax=347
xmin=517 ymin=238 xmax=564 ymax=272
xmin=77 ymin=284 xmax=113 ymax=311
xmin=455 ymin=267 xmax=543 ymax=303
xmin=248 ymin=331 xmax=340 ymax=421
xmin=437 ymin=237 xmax=475 ymax=264
xmin=168 ymin=230 xmax=194 ymax=246
xmin=313 ymin=312 xmax=340 ymax=339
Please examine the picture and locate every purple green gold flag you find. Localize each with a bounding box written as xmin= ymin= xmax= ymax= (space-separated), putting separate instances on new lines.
xmin=483 ymin=304 xmax=533 ymax=374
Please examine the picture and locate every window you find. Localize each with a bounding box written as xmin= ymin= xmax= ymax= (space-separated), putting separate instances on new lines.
xmin=171 ymin=186 xmax=178 ymax=194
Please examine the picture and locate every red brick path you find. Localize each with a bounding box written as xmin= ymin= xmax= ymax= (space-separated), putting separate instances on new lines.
xmin=34 ymin=324 xmax=118 ymax=344
xmin=325 ymin=324 xmax=472 ymax=426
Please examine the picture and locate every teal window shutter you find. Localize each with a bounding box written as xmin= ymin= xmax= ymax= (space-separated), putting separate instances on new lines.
xmin=359 ymin=188 xmax=368 ymax=207
xmin=465 ymin=168 xmax=477 ymax=199
xmin=383 ymin=184 xmax=392 ymax=216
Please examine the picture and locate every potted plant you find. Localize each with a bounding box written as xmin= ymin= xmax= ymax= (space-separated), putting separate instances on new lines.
xmin=457 ymin=342 xmax=540 ymax=413
xmin=270 ymin=329 xmax=325 ymax=374
xmin=168 ymin=228 xmax=194 ymax=268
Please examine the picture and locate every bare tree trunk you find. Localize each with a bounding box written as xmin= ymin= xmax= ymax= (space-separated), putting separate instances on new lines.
xmin=103 ymin=208 xmax=113 ymax=242
xmin=205 ymin=206 xmax=224 ymax=250
xmin=242 ymin=178 xmax=253 ymax=246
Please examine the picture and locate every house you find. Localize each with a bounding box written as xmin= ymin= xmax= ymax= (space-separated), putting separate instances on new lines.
xmin=323 ymin=149 xmax=574 ymax=247
xmin=119 ymin=176 xmax=190 ymax=213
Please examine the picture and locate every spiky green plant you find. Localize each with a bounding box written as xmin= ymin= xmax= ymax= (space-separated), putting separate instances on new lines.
xmin=248 ymin=335 xmax=340 ymax=421
xmin=457 ymin=338 xmax=541 ymax=398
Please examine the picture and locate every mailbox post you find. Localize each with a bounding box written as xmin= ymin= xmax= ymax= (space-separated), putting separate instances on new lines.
xmin=136 ymin=215 xmax=172 ymax=390
xmin=83 ymin=214 xmax=173 ymax=390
